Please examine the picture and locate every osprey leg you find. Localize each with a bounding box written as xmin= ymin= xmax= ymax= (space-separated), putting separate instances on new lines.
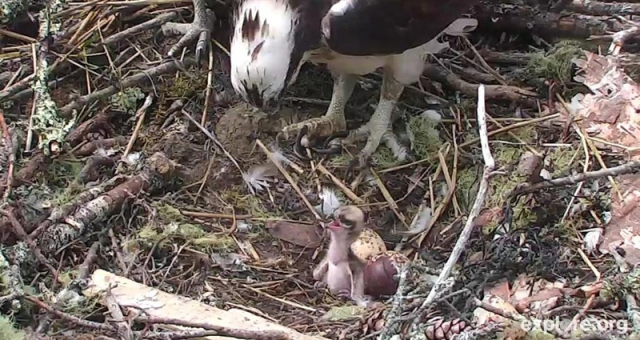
xmin=280 ymin=73 xmax=357 ymax=148
xmin=162 ymin=0 xmax=215 ymax=63
xmin=344 ymin=70 xmax=410 ymax=169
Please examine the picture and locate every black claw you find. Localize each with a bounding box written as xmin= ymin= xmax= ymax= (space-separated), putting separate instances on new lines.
xmin=293 ymin=126 xmax=312 ymax=161
xmin=311 ymin=145 xmax=342 ymax=154
xmin=195 ymin=32 xmax=209 ymax=66
xmin=324 ymin=130 xmax=349 ymax=145
xmin=309 ymin=130 xmax=348 ymax=154
xmin=311 ymin=137 xmax=342 ymax=154
xmin=293 ymin=143 xmax=311 ymax=161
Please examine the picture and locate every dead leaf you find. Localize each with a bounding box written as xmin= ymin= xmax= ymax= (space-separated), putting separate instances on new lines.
xmin=577 ymin=282 xmax=604 ymax=298
xmin=516 ymin=151 xmax=544 ymax=183
xmin=266 ymin=220 xmax=324 ymax=248
xmin=599 ymin=174 xmax=640 ymax=266
xmin=569 ymin=51 xmax=640 ymax=160
xmin=473 ymin=294 xmax=519 ymax=326
xmin=511 ymin=276 xmax=565 ymax=314
xmin=485 ymin=280 xmax=511 ymax=301
xmin=472 ymin=207 xmax=503 ymax=228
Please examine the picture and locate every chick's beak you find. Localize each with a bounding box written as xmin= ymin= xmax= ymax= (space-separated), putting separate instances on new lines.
xmin=327 ymin=220 xmax=342 ymax=231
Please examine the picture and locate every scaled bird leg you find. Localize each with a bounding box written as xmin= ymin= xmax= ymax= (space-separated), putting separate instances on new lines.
xmin=349 ymin=261 xmax=372 ymax=308
xmin=342 ymin=69 xmax=410 ymax=170
xmin=161 ymin=0 xmax=215 ymax=63
xmin=279 ymin=73 xmax=357 ymax=155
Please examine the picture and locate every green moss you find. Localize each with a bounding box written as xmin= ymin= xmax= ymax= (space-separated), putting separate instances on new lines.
xmin=0 ymin=315 xmax=26 ymax=340
xmin=131 ymin=202 xmax=237 ymax=253
xmin=483 ymin=144 xmax=538 ymax=233
xmin=456 ymin=166 xmax=481 ymax=211
xmin=408 ymin=114 xmax=443 ymax=159
xmin=526 ymin=40 xmax=582 ymax=84
xmin=602 ymin=267 xmax=640 ymax=300
xmin=109 ymin=87 xmax=145 ymax=114
xmin=218 ymin=189 xmax=282 ymax=219
xmin=165 ymin=74 xmax=208 ymax=99
xmin=547 ymin=147 xmax=579 ymax=176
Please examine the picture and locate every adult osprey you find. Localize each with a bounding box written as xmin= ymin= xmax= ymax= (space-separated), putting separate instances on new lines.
xmin=229 ymin=0 xmax=479 ymax=168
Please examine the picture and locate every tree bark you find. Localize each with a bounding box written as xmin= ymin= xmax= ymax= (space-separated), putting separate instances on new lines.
xmin=472 ymin=0 xmax=627 ymax=40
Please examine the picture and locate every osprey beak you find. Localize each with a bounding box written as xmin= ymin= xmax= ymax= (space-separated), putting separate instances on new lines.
xmin=321 ymin=15 xmax=330 ymax=40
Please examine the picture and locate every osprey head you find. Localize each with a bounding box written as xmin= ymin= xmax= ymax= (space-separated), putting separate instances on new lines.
xmin=230 ymin=0 xmax=307 ymax=112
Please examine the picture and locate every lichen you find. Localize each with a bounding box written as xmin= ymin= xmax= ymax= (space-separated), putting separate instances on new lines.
xmin=0 ymin=0 xmax=29 ymax=25
xmin=31 ymin=0 xmax=73 ymax=155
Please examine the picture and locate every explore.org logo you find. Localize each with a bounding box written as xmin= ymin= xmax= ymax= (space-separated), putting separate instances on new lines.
xmin=520 ymin=317 xmax=629 ymax=335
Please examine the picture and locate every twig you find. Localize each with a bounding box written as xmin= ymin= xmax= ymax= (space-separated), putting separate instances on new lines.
xmin=0 ymin=208 xmax=61 ymax=283
xmin=105 ymin=285 xmax=134 ymax=340
xmin=59 ymin=58 xmax=197 ymax=117
xmin=123 ymin=93 xmax=154 ymax=158
xmin=381 ymin=113 xmax=560 ymax=174
xmin=472 ymin=298 xmax=522 ymax=322
xmin=378 ymin=264 xmax=412 ymax=339
xmin=510 ymin=160 xmax=640 ymax=197
xmin=315 ymin=164 xmax=363 ymax=204
xmin=370 ymin=169 xmax=408 ymax=227
xmin=255 ymin=139 xmax=321 ymax=220
xmin=180 ymin=109 xmax=248 ymax=188
xmin=137 ymin=316 xmax=290 ymax=340
xmin=609 ymin=26 xmax=640 ymax=55
xmin=0 ymin=109 xmax=15 ymax=203
xmin=414 ymin=85 xmax=495 ymax=325
xmin=201 ymin=42 xmax=216 ymax=126
xmin=25 ymin=295 xmax=117 ymax=332
xmin=462 ymin=36 xmax=508 ymax=85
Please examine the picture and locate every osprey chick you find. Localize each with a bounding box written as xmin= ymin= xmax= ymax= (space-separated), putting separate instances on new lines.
xmin=230 ymin=0 xmax=478 ymax=168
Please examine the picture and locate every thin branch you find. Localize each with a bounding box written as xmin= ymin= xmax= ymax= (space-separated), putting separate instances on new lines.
xmin=413 ymin=84 xmax=495 ymax=326
xmin=510 ymin=160 xmax=640 ymax=198
xmin=0 ymin=109 xmax=15 ymax=202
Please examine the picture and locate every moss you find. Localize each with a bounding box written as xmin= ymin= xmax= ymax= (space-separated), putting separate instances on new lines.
xmin=218 ymin=189 xmax=282 ymax=219
xmin=526 ymin=40 xmax=582 ymax=84
xmin=546 ymin=147 xmax=579 ymax=176
xmin=408 ymin=114 xmax=443 ymax=160
xmin=131 ymin=202 xmax=237 ymax=253
xmin=602 ymin=267 xmax=640 ymax=300
xmin=455 ymin=166 xmax=481 ymax=211
xmin=165 ymin=73 xmax=208 ymax=99
xmin=0 ymin=315 xmax=26 ymax=340
xmin=483 ymin=143 xmax=538 ymax=233
xmin=110 ymin=87 xmax=145 ymax=114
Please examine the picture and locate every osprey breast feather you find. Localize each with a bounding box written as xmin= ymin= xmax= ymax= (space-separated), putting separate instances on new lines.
xmin=230 ymin=0 xmax=479 ymax=168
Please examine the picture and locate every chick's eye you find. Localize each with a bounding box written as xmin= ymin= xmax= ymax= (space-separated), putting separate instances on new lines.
xmin=340 ymin=217 xmax=353 ymax=228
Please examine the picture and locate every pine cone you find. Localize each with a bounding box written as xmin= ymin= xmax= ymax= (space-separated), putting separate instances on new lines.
xmin=425 ymin=317 xmax=470 ymax=340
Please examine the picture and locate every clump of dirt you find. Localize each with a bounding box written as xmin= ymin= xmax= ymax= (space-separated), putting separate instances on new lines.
xmin=214 ymin=102 xmax=299 ymax=159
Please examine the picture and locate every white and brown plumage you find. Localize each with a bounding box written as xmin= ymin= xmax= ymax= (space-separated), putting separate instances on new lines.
xmin=230 ymin=0 xmax=479 ymax=168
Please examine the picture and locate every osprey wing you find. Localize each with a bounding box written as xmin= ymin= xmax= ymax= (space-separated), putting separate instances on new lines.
xmin=321 ymin=0 xmax=479 ymax=56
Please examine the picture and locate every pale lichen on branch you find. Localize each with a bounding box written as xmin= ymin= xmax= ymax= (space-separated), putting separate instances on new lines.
xmin=31 ymin=0 xmax=74 ymax=155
